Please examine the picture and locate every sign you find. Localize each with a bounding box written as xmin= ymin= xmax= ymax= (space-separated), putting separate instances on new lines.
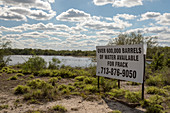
xmin=96 ymin=44 xmax=144 ymax=83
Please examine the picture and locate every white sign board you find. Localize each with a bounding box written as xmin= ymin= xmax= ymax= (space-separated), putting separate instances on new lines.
xmin=96 ymin=44 xmax=144 ymax=83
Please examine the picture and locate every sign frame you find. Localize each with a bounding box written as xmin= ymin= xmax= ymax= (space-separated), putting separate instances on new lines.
xmin=96 ymin=44 xmax=144 ymax=83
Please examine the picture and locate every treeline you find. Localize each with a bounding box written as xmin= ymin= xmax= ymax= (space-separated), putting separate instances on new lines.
xmin=1 ymin=46 xmax=170 ymax=59
xmin=4 ymin=48 xmax=96 ymax=56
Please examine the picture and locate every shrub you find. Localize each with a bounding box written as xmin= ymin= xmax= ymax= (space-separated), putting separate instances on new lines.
xmin=67 ymin=85 xmax=75 ymax=91
xmin=163 ymin=85 xmax=170 ymax=90
xmin=48 ymin=58 xmax=61 ymax=69
xmin=143 ymin=95 xmax=164 ymax=113
xmin=14 ymin=85 xmax=30 ymax=94
xmin=100 ymin=77 xmax=117 ymax=92
xmin=7 ymin=70 xmax=13 ymax=74
xmin=58 ymin=84 xmax=67 ymax=91
xmin=146 ymin=74 xmax=164 ymax=86
xmin=83 ymin=77 xmax=96 ymax=84
xmin=27 ymin=79 xmax=53 ymax=89
xmin=52 ymin=105 xmax=67 ymax=112
xmin=16 ymin=73 xmax=24 ymax=77
xmin=0 ymin=74 xmax=2 ymax=76
xmin=38 ymin=70 xmax=52 ymax=77
xmin=146 ymin=86 xmax=168 ymax=96
xmin=22 ymin=56 xmax=47 ymax=73
xmin=75 ymin=76 xmax=86 ymax=81
xmin=124 ymin=91 xmax=141 ymax=103
xmin=107 ymin=89 xmax=126 ymax=98
xmin=8 ymin=75 xmax=18 ymax=80
xmin=29 ymin=75 xmax=35 ymax=79
xmin=84 ymin=84 xmax=97 ymax=93
xmin=48 ymin=77 xmax=58 ymax=86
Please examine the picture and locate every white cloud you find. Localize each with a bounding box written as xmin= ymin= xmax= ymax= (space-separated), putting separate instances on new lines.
xmin=0 ymin=7 xmax=27 ymax=21
xmin=157 ymin=13 xmax=170 ymax=26
xmin=44 ymin=31 xmax=70 ymax=38
xmin=97 ymin=30 xmax=120 ymax=36
xmin=0 ymin=26 xmax=22 ymax=32
xmin=0 ymin=7 xmax=56 ymax=21
xmin=80 ymin=20 xmax=124 ymax=30
xmin=56 ymin=8 xmax=91 ymax=22
xmin=0 ymin=0 xmax=52 ymax=10
xmin=114 ymin=14 xmax=137 ymax=20
xmin=14 ymin=23 xmax=70 ymax=32
xmin=93 ymin=0 xmax=113 ymax=6
xmin=93 ymin=0 xmax=143 ymax=7
xmin=27 ymin=10 xmax=56 ymax=20
xmin=113 ymin=0 xmax=143 ymax=7
xmin=139 ymin=12 xmax=161 ymax=21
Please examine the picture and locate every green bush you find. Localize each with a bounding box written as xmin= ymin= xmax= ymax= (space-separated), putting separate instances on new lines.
xmin=29 ymin=75 xmax=35 ymax=79
xmin=8 ymin=75 xmax=18 ymax=80
xmin=0 ymin=74 xmax=2 ymax=76
xmin=107 ymin=89 xmax=126 ymax=98
xmin=67 ymin=85 xmax=75 ymax=91
xmin=27 ymin=79 xmax=54 ymax=89
xmin=163 ymin=85 xmax=170 ymax=91
xmin=146 ymin=104 xmax=164 ymax=113
xmin=38 ymin=70 xmax=52 ymax=77
xmin=48 ymin=58 xmax=61 ymax=69
xmin=48 ymin=77 xmax=58 ymax=85
xmin=16 ymin=73 xmax=24 ymax=77
xmin=14 ymin=85 xmax=30 ymax=94
xmin=100 ymin=77 xmax=117 ymax=92
xmin=143 ymin=95 xmax=164 ymax=113
xmin=58 ymin=84 xmax=67 ymax=91
xmin=146 ymin=74 xmax=164 ymax=86
xmin=52 ymin=105 xmax=67 ymax=112
xmin=84 ymin=84 xmax=97 ymax=93
xmin=124 ymin=91 xmax=141 ymax=103
xmin=22 ymin=56 xmax=47 ymax=73
xmin=7 ymin=70 xmax=13 ymax=74
xmin=83 ymin=77 xmax=96 ymax=84
xmin=75 ymin=76 xmax=86 ymax=81
xmin=146 ymin=86 xmax=168 ymax=96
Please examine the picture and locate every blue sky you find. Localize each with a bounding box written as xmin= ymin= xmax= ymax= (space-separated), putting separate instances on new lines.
xmin=0 ymin=0 xmax=170 ymax=50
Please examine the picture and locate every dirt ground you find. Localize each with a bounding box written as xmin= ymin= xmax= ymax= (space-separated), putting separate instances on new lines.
xmin=0 ymin=72 xmax=146 ymax=113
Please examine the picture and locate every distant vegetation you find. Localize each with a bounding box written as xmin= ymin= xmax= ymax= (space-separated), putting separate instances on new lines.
xmin=6 ymin=48 xmax=96 ymax=56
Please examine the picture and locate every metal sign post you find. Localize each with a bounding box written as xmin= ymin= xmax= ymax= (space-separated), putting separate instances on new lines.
xmin=142 ymin=54 xmax=146 ymax=100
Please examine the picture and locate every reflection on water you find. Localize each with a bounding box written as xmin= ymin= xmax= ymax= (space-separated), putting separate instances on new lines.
xmin=6 ymin=55 xmax=96 ymax=67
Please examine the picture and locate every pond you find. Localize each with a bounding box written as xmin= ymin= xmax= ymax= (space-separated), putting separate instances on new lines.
xmin=5 ymin=55 xmax=97 ymax=68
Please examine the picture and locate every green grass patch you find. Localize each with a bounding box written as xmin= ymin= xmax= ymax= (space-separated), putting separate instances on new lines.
xmin=52 ymin=105 xmax=67 ymax=112
xmin=83 ymin=84 xmax=97 ymax=93
xmin=16 ymin=73 xmax=25 ymax=77
xmin=124 ymin=91 xmax=141 ymax=103
xmin=14 ymin=85 xmax=30 ymax=94
xmin=146 ymin=86 xmax=168 ymax=96
xmin=8 ymin=75 xmax=18 ymax=80
xmin=106 ymin=89 xmax=126 ymax=98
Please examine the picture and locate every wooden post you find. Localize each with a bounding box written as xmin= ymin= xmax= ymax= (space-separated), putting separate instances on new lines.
xmin=98 ymin=76 xmax=100 ymax=92
xmin=142 ymin=54 xmax=146 ymax=100
xmin=118 ymin=80 xmax=120 ymax=89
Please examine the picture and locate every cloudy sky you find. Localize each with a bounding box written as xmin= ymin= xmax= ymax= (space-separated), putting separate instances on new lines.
xmin=0 ymin=0 xmax=170 ymax=50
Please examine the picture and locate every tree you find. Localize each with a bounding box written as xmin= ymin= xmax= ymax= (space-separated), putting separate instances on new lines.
xmin=108 ymin=32 xmax=158 ymax=48
xmin=22 ymin=56 xmax=47 ymax=73
xmin=0 ymin=40 xmax=11 ymax=69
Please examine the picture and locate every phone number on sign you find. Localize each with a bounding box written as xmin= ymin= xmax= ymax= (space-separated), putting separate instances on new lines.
xmin=100 ymin=67 xmax=137 ymax=79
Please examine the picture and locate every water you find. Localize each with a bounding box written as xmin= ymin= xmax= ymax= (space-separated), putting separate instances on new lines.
xmin=5 ymin=55 xmax=96 ymax=67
